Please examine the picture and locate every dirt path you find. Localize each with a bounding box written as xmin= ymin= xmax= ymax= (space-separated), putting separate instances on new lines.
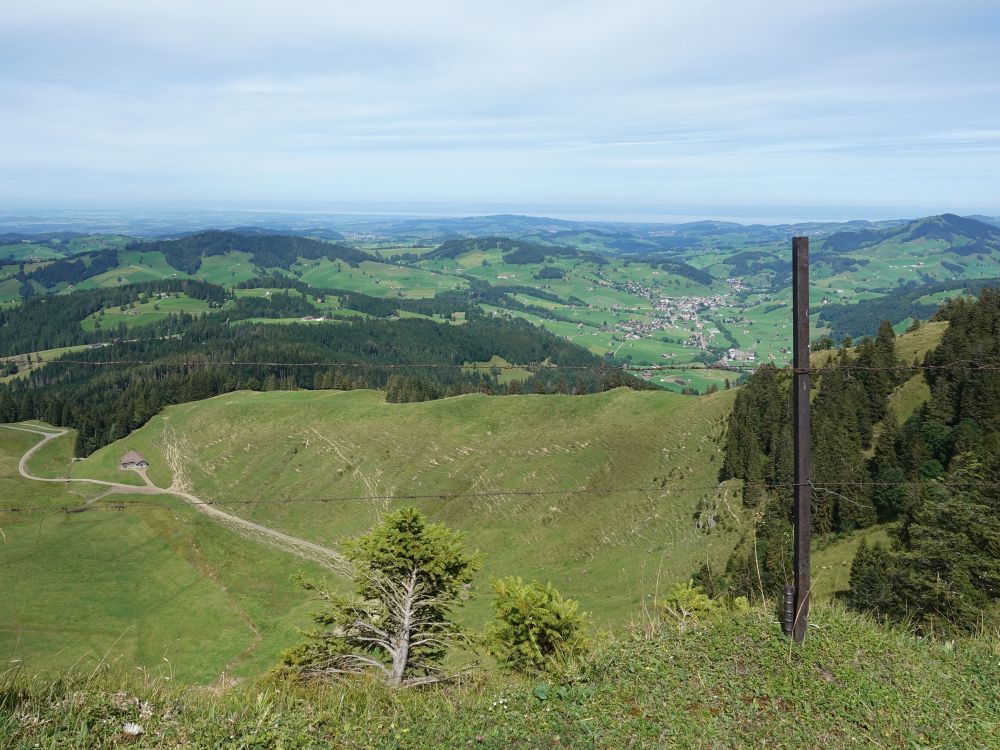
xmin=3 ymin=423 xmax=348 ymax=573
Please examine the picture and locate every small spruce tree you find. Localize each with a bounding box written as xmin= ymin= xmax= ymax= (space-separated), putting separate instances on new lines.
xmin=282 ymin=508 xmax=480 ymax=686
xmin=485 ymin=577 xmax=590 ymax=672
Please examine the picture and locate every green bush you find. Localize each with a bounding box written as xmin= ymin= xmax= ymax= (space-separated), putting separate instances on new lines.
xmin=658 ymin=580 xmax=718 ymax=631
xmin=485 ymin=577 xmax=590 ymax=672
xmin=657 ymin=581 xmax=748 ymax=632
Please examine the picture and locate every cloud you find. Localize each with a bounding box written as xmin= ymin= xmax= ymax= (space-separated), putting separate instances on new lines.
xmin=0 ymin=0 xmax=998 ymax=215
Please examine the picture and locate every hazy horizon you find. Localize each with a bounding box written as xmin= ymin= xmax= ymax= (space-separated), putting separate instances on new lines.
xmin=1 ymin=202 xmax=996 ymax=233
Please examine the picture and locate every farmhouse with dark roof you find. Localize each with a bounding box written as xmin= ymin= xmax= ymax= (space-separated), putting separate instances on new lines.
xmin=119 ymin=450 xmax=149 ymax=470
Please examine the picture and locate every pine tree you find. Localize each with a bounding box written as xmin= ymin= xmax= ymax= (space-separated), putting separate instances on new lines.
xmin=282 ymin=509 xmax=480 ymax=686
xmin=845 ymin=539 xmax=896 ymax=614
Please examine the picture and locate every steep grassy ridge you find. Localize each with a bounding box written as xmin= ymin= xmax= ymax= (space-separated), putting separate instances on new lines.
xmin=74 ymin=388 xmax=742 ymax=627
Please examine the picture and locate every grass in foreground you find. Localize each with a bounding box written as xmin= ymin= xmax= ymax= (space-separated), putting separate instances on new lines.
xmin=2 ymin=604 xmax=997 ymax=749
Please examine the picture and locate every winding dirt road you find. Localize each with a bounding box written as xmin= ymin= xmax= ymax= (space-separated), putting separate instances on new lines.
xmin=3 ymin=423 xmax=347 ymax=573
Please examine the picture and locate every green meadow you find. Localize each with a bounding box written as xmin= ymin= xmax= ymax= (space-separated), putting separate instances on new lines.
xmin=80 ymin=293 xmax=212 ymax=332
xmin=1 ymin=385 xmax=748 ymax=682
xmin=0 ymin=427 xmax=329 ymax=683
xmin=71 ymin=387 xmax=743 ymax=630
xmin=296 ymin=259 xmax=465 ymax=298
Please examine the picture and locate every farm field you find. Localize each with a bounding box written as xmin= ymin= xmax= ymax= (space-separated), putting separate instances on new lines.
xmin=0 ymin=243 xmax=66 ymax=261
xmin=6 ymin=213 xmax=993 ymax=386
xmin=196 ymin=251 xmax=259 ymax=285
xmin=73 ymin=250 xmax=187 ymax=290
xmin=296 ymin=258 xmax=465 ymax=297
xmin=462 ymin=355 xmax=533 ymax=384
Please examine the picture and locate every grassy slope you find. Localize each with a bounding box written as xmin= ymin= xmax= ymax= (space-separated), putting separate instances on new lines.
xmin=69 ymin=250 xmax=260 ymax=291
xmin=3 ymin=386 xmax=742 ymax=683
xmin=3 ymin=604 xmax=997 ymax=749
xmin=74 ymin=388 xmax=743 ymax=628
xmin=0 ymin=428 xmax=329 ymax=683
xmin=296 ymin=259 xmax=465 ymax=298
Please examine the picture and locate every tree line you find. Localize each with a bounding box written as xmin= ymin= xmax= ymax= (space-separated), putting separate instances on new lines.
xmin=0 ymin=282 xmax=656 ymax=456
xmin=707 ymin=288 xmax=1000 ymax=633
xmin=129 ymin=230 xmax=374 ymax=274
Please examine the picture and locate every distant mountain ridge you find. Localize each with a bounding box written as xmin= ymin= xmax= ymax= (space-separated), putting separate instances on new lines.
xmin=130 ymin=229 xmax=373 ymax=274
xmin=820 ymin=213 xmax=1000 ymax=254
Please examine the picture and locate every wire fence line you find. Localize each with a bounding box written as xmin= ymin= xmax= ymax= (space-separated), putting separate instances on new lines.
xmin=0 ymin=356 xmax=761 ymax=373
xmin=2 ymin=478 xmax=995 ymax=516
xmin=3 ymin=355 xmax=1000 ymax=375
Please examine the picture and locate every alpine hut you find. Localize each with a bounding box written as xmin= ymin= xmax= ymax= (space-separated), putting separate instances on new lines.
xmin=119 ymin=450 xmax=149 ymax=470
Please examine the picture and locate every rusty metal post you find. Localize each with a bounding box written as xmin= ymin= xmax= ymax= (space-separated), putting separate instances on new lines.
xmin=791 ymin=237 xmax=811 ymax=643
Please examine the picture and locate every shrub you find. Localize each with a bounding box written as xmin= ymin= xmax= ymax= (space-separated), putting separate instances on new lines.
xmin=485 ymin=577 xmax=590 ymax=672
xmin=658 ymin=581 xmax=720 ymax=632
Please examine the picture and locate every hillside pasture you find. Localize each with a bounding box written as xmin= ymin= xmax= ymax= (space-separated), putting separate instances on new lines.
xmin=72 ymin=250 xmax=186 ymax=290
xmin=74 ymin=387 xmax=744 ymax=628
xmin=462 ymin=355 xmax=533 ymax=384
xmin=80 ymin=293 xmax=212 ymax=332
xmin=296 ymin=258 xmax=465 ymax=298
xmin=0 ymin=426 xmax=329 ymax=683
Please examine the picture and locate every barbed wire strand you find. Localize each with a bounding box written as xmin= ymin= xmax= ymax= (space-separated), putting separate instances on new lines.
xmin=1 ymin=478 xmax=995 ymax=516
xmin=4 ymin=354 xmax=1000 ymax=375
xmin=0 ymin=357 xmax=762 ymax=373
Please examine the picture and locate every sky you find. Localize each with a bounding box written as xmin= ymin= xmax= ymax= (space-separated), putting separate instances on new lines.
xmin=1 ymin=0 xmax=999 ymax=222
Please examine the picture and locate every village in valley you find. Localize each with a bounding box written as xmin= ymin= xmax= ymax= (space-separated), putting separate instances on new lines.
xmin=594 ymin=273 xmax=773 ymax=385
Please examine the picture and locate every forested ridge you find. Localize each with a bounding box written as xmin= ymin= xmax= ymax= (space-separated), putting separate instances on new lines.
xmin=0 ymin=279 xmax=225 ymax=355
xmin=0 ymin=278 xmax=655 ymax=456
xmin=422 ymin=236 xmax=607 ymax=266
xmin=710 ymin=287 xmax=1000 ymax=633
xmin=130 ymin=230 xmax=374 ymax=274
xmin=16 ymin=248 xmax=121 ymax=292
xmin=818 ymin=276 xmax=1000 ymax=340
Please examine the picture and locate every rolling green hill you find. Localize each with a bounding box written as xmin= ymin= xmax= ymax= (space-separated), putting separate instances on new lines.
xmin=5 ymin=214 xmax=995 ymax=379
xmin=75 ymin=388 xmax=743 ymax=623
xmin=1 ymin=386 xmax=743 ymax=682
